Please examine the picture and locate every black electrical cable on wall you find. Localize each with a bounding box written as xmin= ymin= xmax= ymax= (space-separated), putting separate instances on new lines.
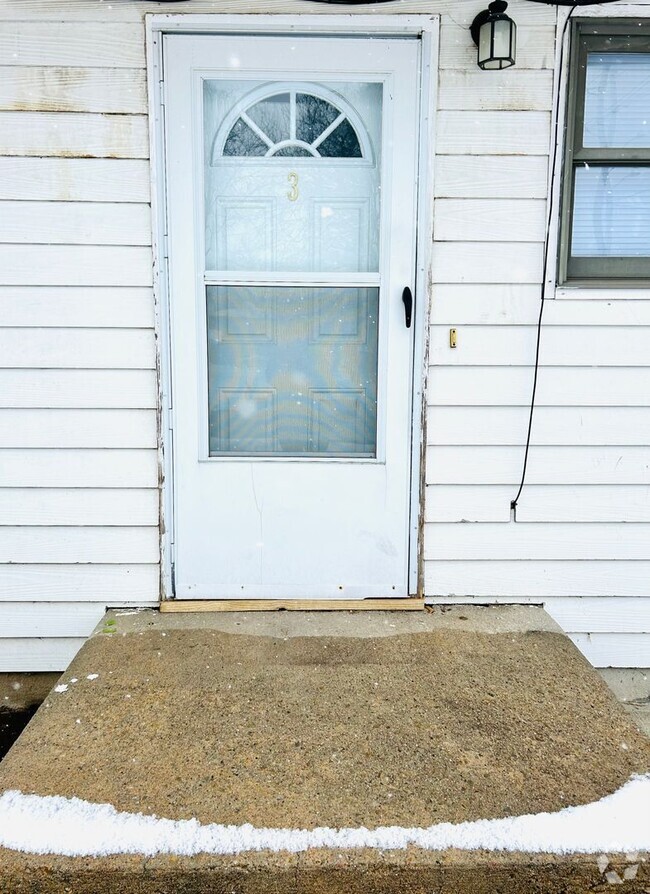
xmin=510 ymin=4 xmax=578 ymax=514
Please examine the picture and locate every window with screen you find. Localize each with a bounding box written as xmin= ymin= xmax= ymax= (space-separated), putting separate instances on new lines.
xmin=560 ymin=22 xmax=650 ymax=284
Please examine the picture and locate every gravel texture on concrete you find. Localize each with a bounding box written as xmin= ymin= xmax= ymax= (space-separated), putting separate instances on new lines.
xmin=1 ymin=848 xmax=649 ymax=894
xmin=0 ymin=607 xmax=648 ymax=892
xmin=0 ymin=673 xmax=60 ymax=712
xmin=599 ymin=668 xmax=650 ymax=737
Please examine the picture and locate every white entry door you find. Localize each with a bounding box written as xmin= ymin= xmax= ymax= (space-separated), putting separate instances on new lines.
xmin=164 ymin=32 xmax=422 ymax=599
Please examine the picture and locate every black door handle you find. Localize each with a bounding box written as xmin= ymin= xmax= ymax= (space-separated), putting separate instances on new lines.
xmin=402 ymin=286 xmax=413 ymax=328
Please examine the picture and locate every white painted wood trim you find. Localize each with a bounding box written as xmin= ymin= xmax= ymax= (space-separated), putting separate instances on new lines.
xmin=147 ymin=14 xmax=439 ymax=36
xmin=411 ymin=25 xmax=438 ymax=595
xmin=555 ymin=286 xmax=650 ymax=300
xmin=147 ymin=22 xmax=172 ymax=600
xmin=203 ymin=273 xmax=381 ymax=286
xmin=541 ymin=4 xmax=564 ymax=299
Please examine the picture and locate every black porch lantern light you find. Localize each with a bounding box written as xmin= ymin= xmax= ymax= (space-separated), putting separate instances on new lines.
xmin=470 ymin=1 xmax=516 ymax=70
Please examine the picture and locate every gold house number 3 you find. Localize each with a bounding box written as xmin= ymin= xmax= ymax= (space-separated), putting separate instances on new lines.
xmin=287 ymin=172 xmax=299 ymax=202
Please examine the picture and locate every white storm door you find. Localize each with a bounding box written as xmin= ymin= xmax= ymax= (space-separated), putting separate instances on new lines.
xmin=164 ymin=33 xmax=421 ymax=598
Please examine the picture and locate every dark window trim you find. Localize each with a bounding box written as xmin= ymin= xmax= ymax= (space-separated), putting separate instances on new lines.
xmin=559 ymin=20 xmax=650 ymax=285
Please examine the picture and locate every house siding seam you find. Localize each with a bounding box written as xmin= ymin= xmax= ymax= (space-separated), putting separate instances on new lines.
xmin=0 ymin=0 xmax=647 ymax=669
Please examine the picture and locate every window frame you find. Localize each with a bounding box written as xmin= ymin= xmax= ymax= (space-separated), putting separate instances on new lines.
xmin=559 ymin=20 xmax=650 ymax=286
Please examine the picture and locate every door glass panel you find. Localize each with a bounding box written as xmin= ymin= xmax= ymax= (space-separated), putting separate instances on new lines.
xmin=207 ymin=286 xmax=379 ymax=457
xmin=222 ymin=119 xmax=268 ymax=157
xmin=246 ymin=92 xmax=290 ymax=144
xmin=203 ymin=80 xmax=382 ymax=272
xmin=318 ymin=119 xmax=363 ymax=158
xmin=296 ymin=93 xmax=340 ymax=144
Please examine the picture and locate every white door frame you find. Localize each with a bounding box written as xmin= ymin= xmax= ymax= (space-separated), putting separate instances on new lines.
xmin=146 ymin=14 xmax=438 ymax=601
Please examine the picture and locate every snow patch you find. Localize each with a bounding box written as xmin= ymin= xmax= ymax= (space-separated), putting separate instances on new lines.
xmin=86 ymin=674 xmax=99 ymax=681
xmin=53 ymin=685 xmax=68 ymax=694
xmin=0 ymin=775 xmax=648 ymax=858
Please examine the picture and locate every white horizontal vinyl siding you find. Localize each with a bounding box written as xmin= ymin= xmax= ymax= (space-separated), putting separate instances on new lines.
xmin=0 ymin=68 xmax=147 ymax=114
xmin=0 ymin=8 xmax=159 ymax=672
xmin=426 ymin=486 xmax=650 ymax=523
xmin=0 ymin=202 xmax=152 ymax=244
xmin=426 ymin=5 xmax=650 ymax=667
xmin=0 ymin=113 xmax=149 ymax=158
xmin=0 ymin=410 xmax=156 ymax=447
xmin=0 ymin=158 xmax=151 ymax=203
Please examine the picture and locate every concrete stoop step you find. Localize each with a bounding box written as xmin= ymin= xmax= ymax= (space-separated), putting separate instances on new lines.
xmin=0 ymin=606 xmax=648 ymax=893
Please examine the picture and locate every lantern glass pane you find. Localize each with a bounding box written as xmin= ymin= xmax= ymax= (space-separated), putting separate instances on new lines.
xmin=492 ymin=19 xmax=511 ymax=59
xmin=478 ymin=22 xmax=492 ymax=66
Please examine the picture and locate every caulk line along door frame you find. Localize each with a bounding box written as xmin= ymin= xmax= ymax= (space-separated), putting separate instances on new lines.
xmin=147 ymin=14 xmax=439 ymax=600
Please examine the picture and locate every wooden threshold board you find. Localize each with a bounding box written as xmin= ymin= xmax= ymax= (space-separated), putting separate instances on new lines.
xmin=160 ymin=598 xmax=425 ymax=613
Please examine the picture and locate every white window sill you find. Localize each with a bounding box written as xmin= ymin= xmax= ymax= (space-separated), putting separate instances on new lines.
xmin=554 ymin=286 xmax=650 ymax=300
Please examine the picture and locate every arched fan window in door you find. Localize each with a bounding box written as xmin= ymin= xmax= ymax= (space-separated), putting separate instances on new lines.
xmin=217 ymin=87 xmax=369 ymax=159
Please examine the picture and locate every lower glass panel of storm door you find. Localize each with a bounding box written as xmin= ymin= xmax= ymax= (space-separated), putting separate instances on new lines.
xmin=206 ymin=285 xmax=379 ymax=457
